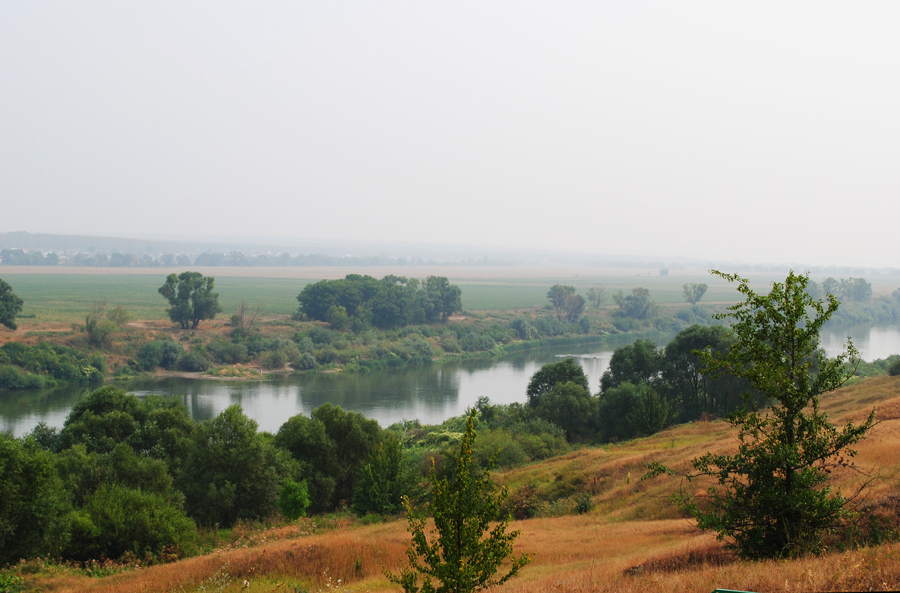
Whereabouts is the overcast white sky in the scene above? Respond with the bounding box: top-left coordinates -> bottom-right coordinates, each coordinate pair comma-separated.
2,2 -> 898,267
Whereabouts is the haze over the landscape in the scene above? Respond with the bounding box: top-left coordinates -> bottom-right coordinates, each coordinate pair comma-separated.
2,2 -> 898,268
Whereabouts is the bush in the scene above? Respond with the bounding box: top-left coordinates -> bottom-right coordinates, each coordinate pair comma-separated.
260,349 -> 288,370
206,340 -> 249,365
291,352 -> 318,370
889,358 -> 900,377
137,340 -> 183,371
66,484 -> 198,561
175,351 -> 210,372
0,365 -> 45,389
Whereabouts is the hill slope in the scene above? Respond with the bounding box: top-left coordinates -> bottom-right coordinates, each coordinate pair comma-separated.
16,376 -> 900,593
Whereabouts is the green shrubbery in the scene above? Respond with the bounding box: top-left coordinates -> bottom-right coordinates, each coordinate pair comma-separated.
0,342 -> 105,389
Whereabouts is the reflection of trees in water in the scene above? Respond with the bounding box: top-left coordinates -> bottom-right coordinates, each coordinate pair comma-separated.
0,384 -> 93,436
273,367 -> 463,410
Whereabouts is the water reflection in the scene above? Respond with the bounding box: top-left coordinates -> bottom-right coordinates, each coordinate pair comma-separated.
3,326 -> 898,437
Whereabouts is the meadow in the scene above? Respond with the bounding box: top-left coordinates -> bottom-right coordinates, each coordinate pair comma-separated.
9,375 -> 900,593
0,265 -> 763,325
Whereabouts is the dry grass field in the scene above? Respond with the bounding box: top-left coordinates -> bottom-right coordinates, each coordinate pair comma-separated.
16,376 -> 900,593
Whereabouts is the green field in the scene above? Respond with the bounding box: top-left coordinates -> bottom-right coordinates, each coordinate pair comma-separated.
1,268 -> 855,325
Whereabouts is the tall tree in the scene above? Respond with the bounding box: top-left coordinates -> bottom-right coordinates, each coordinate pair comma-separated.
158,271 -> 223,329
650,271 -> 875,559
525,358 -> 589,407
586,285 -> 607,308
546,284 -> 576,321
682,282 -> 708,304
0,278 -> 24,330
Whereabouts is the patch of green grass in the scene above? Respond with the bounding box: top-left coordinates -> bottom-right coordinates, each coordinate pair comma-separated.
0,274 -> 312,323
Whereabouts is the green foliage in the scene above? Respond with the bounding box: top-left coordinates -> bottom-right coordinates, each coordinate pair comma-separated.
387,410 -> 530,593
0,434 -> 73,565
353,434 -> 413,516
0,341 -> 105,388
682,282 -> 708,305
823,277 -> 873,302
525,358 -> 589,407
889,358 -> 900,377
0,278 -> 24,330
278,478 -> 311,520
137,339 -> 183,370
546,284 -> 584,322
667,271 -> 876,559
82,301 -> 126,348
531,381 -> 598,443
586,285 -> 607,308
297,274 -> 462,330
179,405 -> 299,526
66,483 -> 198,562
613,287 -> 657,320
599,338 -> 662,393
661,324 -> 746,422
175,350 -> 211,372
158,271 -> 223,329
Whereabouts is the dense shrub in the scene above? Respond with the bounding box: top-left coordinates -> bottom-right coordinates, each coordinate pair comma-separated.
66,484 -> 198,561
0,365 -> 46,389
175,351 -> 210,372
136,340 -> 183,371
890,358 -> 900,377
0,342 -> 105,386
205,339 -> 249,364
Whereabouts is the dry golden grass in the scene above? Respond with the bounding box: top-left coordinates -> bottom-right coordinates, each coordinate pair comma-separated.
26,376 -> 900,593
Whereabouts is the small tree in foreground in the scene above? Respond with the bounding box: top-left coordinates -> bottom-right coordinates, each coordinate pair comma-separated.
648,270 -> 875,559
387,409 -> 530,593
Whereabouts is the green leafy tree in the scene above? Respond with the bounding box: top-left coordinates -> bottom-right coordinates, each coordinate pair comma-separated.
387,410 -> 530,593
179,405 -> 299,526
546,284 -> 584,322
613,287 -> 657,319
651,271 -> 875,559
599,339 -> 662,393
531,381 -> 598,443
158,271 -> 223,329
586,285 -> 607,308
0,278 -> 24,330
546,284 -> 575,320
0,434 -> 73,565
682,282 -> 708,305
277,478 -> 311,520
525,358 -> 589,407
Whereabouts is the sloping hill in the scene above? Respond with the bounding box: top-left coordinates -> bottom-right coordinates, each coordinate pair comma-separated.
20,376 -> 900,593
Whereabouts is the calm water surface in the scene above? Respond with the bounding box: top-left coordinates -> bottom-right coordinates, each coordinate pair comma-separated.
2,325 -> 898,437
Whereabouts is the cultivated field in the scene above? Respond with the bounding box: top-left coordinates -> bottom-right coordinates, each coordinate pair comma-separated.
18,375 -> 900,593
0,265 -> 787,325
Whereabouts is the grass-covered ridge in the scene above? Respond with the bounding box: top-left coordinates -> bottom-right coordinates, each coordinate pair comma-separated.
5,375 -> 900,593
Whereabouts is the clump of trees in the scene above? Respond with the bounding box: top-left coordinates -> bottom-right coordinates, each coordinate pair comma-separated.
297,274 -> 462,330
613,287 -> 657,320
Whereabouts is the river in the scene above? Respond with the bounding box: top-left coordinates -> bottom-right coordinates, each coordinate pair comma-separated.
1,325 -> 898,437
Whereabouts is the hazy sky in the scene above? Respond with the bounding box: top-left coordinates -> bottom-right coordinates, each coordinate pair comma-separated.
2,2 -> 898,267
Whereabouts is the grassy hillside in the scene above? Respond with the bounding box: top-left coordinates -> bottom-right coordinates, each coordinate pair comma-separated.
10,375 -> 900,593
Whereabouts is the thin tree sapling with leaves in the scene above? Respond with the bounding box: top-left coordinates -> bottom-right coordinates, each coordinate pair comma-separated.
387,409 -> 530,593
647,270 -> 875,559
